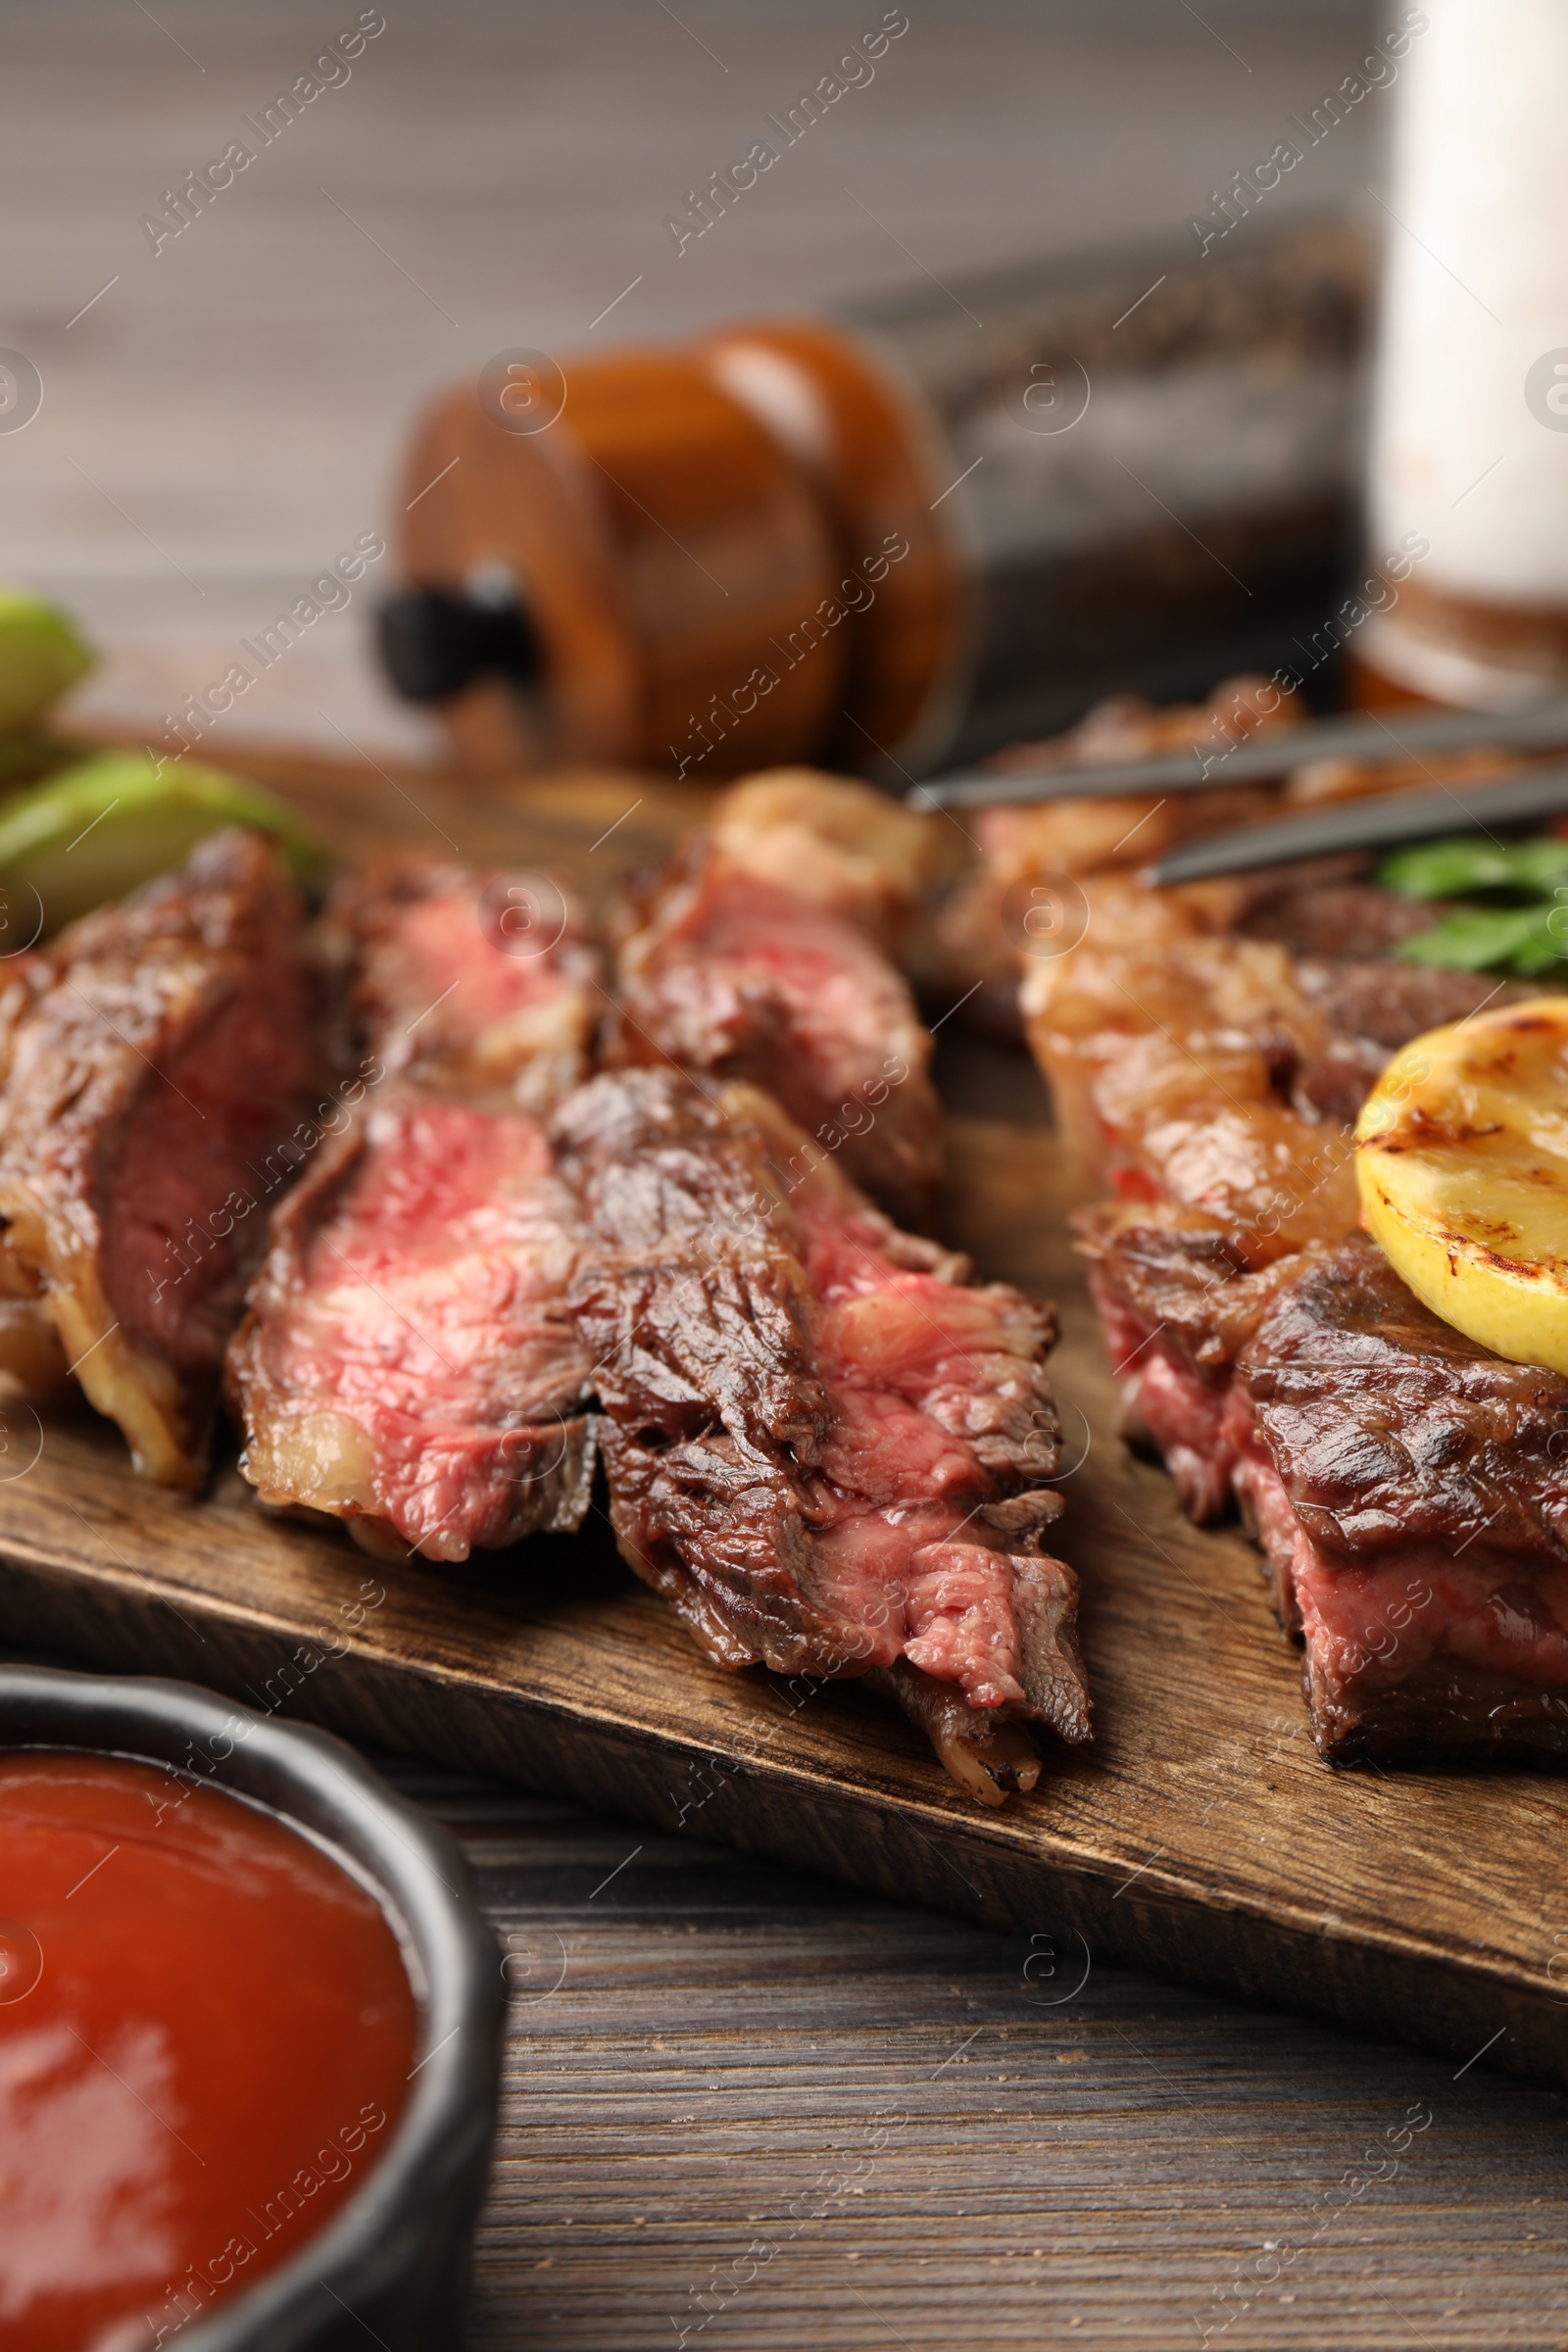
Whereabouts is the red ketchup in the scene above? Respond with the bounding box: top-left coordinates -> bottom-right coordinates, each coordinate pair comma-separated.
0,1750 -> 418,2350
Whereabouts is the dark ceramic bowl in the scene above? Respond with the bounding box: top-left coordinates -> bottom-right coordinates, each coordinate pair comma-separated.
0,1662 -> 505,2352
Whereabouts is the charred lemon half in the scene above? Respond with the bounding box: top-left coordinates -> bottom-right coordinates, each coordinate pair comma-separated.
1356,995 -> 1568,1373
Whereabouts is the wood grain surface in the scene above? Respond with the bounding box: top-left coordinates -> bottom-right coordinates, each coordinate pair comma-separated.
402,1765 -> 1568,2352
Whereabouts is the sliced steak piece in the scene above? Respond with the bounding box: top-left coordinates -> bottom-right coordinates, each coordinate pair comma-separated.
1043,906 -> 1540,1519
0,949 -> 70,1393
0,831 -> 322,1487
326,852 -> 600,1108
605,844 -> 941,1230
869,1652 -> 1068,1807
1024,926 -> 1365,1237
1075,1206 -> 1313,1523
553,1067 -> 1087,1801
228,1093 -> 593,1559
1291,956 -> 1545,1054
1235,1233 -> 1568,1762
708,767 -> 935,954
1235,881 -> 1442,960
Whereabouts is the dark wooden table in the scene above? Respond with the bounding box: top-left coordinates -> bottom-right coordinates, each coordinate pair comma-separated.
391,1760 -> 1568,2352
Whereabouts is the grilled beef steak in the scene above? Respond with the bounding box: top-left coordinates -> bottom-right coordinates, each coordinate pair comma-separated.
605,843 -> 942,1230
1076,1207 -> 1315,1525
1080,1201 -> 1568,1767
0,831 -> 322,1487
706,767 -> 935,954
1058,904 -> 1547,1530
553,1066 -> 1087,1804
1052,884 -> 1568,1765
326,853 -> 600,1108
230,859 -> 596,1556
1235,881 -> 1450,961
1234,1234 -> 1568,1763
228,1094 -> 593,1558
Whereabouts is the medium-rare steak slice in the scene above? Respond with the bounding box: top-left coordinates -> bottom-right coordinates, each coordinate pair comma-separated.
327,852 -> 600,1108
1234,1233 -> 1568,1762
227,1092 -> 594,1558
0,830 -> 322,1487
707,767 -> 936,955
605,843 -> 942,1230
553,1066 -> 1087,1804
0,947 -> 70,1394
1075,1205 -> 1315,1524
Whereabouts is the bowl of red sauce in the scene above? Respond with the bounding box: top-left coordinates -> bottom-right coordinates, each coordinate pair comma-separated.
0,1663 -> 504,2352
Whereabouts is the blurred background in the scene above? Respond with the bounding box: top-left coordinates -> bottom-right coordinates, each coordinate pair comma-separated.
6,0 -> 1383,762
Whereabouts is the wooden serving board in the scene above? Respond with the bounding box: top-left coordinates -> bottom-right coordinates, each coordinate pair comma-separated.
3,749 -> 1564,2095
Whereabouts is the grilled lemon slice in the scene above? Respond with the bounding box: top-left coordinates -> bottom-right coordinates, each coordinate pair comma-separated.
1356,995 -> 1568,1373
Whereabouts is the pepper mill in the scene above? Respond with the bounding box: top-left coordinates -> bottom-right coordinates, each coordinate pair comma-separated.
380,214 -> 1373,781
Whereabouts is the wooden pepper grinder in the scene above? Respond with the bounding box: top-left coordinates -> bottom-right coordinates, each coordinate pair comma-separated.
381,215 -> 1373,781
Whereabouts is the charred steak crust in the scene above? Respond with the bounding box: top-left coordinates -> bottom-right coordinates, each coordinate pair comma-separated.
1074,1207 -> 1316,1526
1291,956 -> 1543,1055
1074,1208 -> 1305,1381
0,830 -> 323,1487
604,842 -> 942,1230
552,1067 -> 1089,1752
1223,1237 -> 1568,1765
1238,1233 -> 1568,1571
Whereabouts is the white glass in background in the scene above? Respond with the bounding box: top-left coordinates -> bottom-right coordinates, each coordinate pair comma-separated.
1364,0 -> 1568,708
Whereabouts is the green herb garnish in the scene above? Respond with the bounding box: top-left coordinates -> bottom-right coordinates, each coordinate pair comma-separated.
1380,834 -> 1568,903
1396,904 -> 1568,976
1376,833 -> 1568,977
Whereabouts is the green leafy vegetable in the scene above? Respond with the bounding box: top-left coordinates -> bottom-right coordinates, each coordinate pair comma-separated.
1396,904 -> 1568,975
1379,834 -> 1568,902
1509,838 -> 1568,895
1379,831 -> 1568,976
